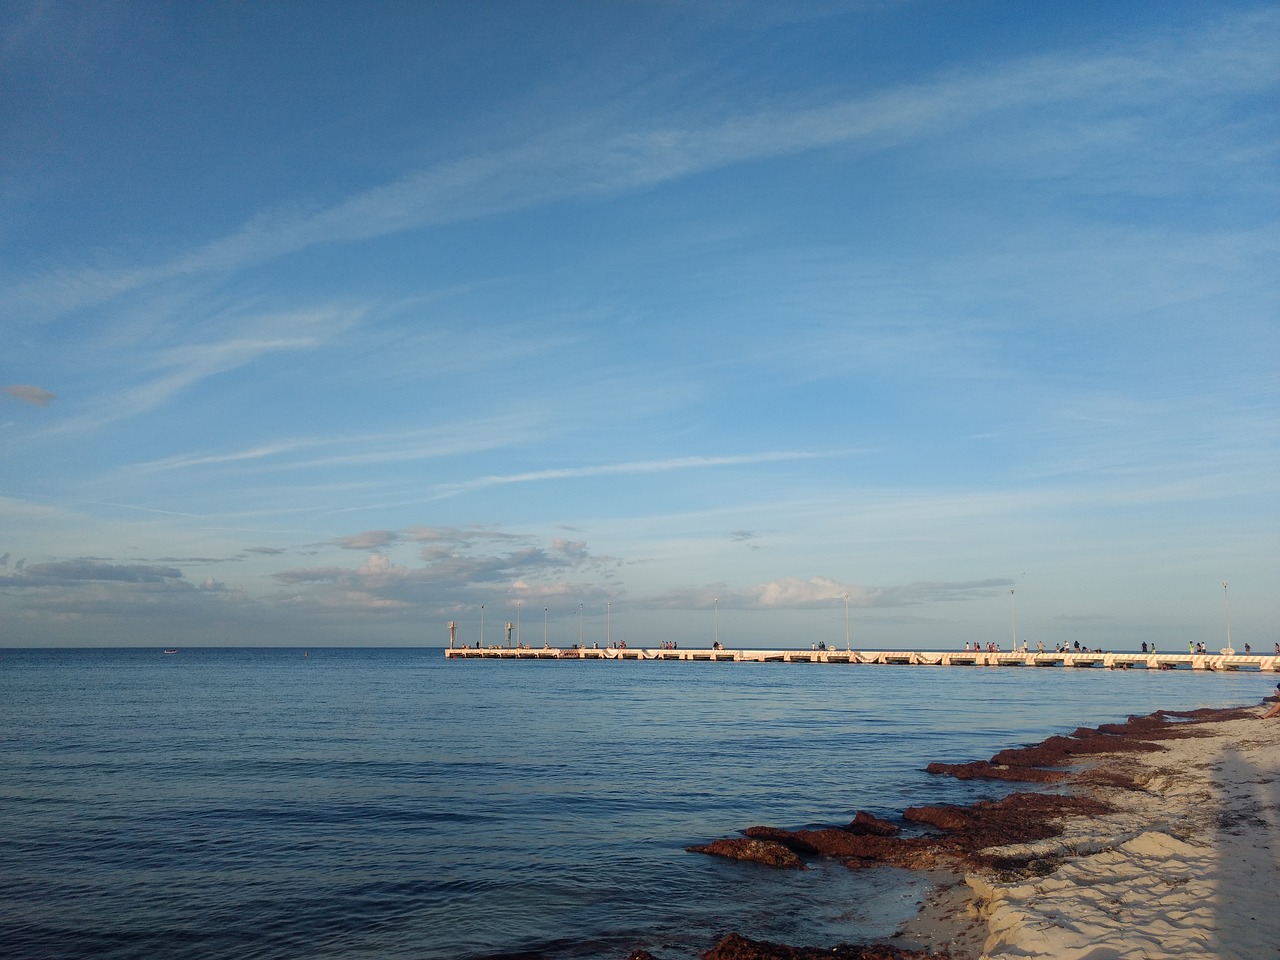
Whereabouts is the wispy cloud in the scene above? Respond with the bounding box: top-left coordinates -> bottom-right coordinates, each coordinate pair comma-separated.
121,412 -> 547,479
648,576 -> 1014,610
333,530 -> 401,551
79,501 -> 204,518
9,8 -> 1272,319
129,440 -> 321,473
47,305 -> 364,435
0,494 -> 79,521
430,451 -> 828,499
10,559 -> 183,584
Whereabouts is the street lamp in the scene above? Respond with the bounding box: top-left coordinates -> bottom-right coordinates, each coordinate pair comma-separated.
714,597 -> 719,648
516,599 -> 521,647
578,602 -> 583,647
1223,581 -> 1233,653
607,601 -> 612,647
480,604 -> 485,648
844,592 -> 850,650
1010,589 -> 1017,650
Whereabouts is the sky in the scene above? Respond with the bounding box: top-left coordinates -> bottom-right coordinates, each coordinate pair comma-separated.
1,1 -> 1277,650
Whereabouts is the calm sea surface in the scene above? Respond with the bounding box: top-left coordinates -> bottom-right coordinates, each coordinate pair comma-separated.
0,647 -> 1267,959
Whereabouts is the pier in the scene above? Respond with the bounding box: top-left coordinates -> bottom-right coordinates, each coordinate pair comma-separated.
445,646 -> 1280,672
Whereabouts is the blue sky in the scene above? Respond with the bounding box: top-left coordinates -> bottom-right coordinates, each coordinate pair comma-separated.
2,1 -> 1276,649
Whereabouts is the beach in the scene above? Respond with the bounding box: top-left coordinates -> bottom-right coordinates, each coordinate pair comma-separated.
692,700 -> 1280,960
961,704 -> 1280,960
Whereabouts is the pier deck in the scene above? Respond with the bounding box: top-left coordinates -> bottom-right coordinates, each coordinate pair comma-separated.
445,647 -> 1279,672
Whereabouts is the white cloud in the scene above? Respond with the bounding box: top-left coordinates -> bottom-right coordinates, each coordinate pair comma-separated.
752,576 -> 852,607
356,553 -> 397,578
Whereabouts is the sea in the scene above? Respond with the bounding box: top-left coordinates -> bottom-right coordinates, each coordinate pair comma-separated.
0,646 -> 1268,960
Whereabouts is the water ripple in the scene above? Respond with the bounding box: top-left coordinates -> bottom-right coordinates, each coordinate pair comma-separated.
0,647 -> 1262,959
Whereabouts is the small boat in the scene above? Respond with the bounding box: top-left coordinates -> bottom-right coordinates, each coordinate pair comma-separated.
163,649 -> 179,655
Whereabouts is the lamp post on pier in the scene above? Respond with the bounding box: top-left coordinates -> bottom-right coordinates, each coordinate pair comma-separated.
544,606 -> 548,648
1010,589 -> 1017,650
844,592 -> 850,651
578,602 -> 583,647
607,601 -> 612,647
516,599 -> 521,647
714,597 -> 719,648
1223,581 -> 1233,653
480,604 -> 485,649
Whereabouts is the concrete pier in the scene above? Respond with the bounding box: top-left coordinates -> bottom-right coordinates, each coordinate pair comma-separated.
445,646 -> 1280,672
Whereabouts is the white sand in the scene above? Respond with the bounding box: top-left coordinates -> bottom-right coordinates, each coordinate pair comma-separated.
966,710 -> 1280,960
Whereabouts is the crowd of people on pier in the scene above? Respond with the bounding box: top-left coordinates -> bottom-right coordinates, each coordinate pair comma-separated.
961,640 -> 1279,656
964,640 -> 1112,654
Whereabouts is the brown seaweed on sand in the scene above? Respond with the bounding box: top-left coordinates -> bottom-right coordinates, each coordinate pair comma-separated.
733,792 -> 1109,873
700,931 -> 939,959
679,707 -> 1255,959
938,707 -> 1257,778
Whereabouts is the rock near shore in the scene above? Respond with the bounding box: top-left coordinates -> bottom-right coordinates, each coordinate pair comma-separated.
684,836 -> 808,869
701,931 -> 938,960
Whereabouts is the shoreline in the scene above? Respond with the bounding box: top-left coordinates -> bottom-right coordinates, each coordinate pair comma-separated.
681,700 -> 1279,960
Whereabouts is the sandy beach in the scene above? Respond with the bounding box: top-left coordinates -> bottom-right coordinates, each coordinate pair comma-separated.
959,706 -> 1280,960
688,700 -> 1280,960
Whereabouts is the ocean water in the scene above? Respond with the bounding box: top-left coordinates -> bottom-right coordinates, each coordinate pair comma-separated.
0,647 -> 1268,960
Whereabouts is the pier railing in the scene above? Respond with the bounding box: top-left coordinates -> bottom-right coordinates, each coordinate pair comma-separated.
444,646 -> 1279,672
